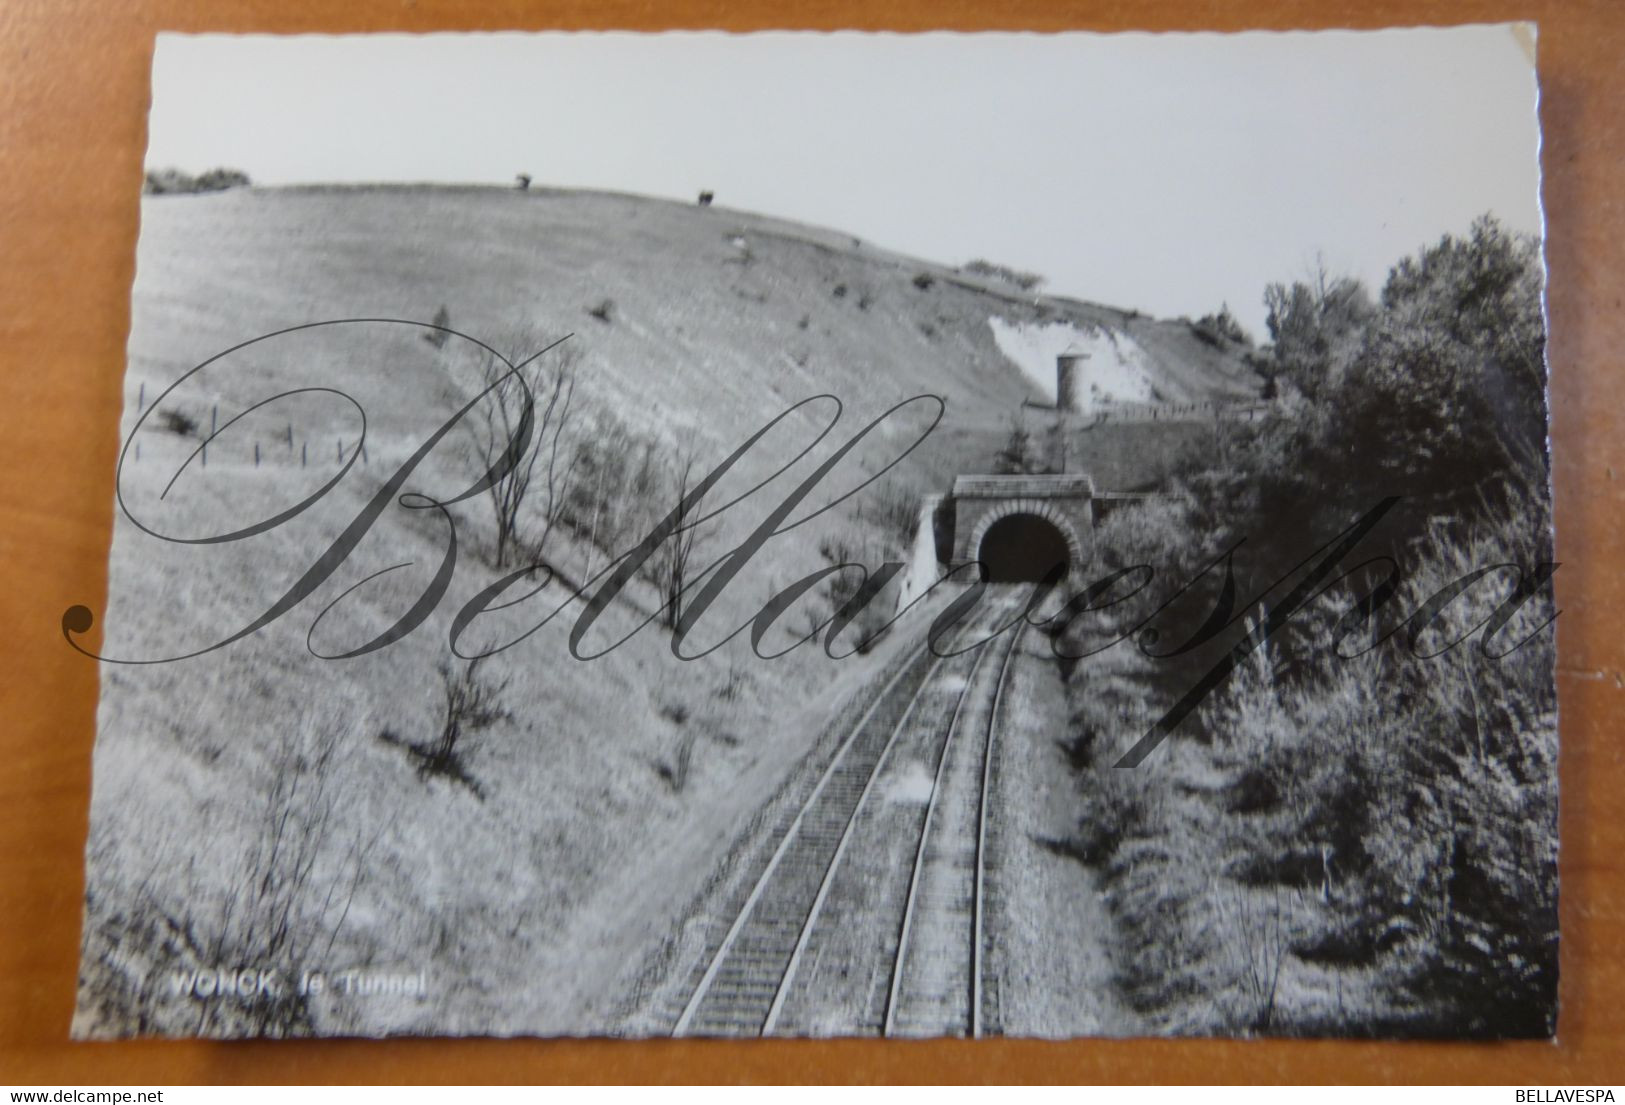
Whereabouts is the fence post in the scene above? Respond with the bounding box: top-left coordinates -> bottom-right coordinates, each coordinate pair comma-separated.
302,442 -> 307,467
254,442 -> 260,467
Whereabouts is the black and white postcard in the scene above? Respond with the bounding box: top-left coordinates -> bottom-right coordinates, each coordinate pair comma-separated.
72,26 -> 1556,1040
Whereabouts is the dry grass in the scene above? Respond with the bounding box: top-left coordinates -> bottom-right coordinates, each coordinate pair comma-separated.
80,184 -> 1256,1037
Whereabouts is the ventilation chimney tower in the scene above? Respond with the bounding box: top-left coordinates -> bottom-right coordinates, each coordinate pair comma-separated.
1056,348 -> 1088,413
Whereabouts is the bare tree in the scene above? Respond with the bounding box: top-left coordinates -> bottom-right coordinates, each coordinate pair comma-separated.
657,441 -> 703,632
210,718 -> 379,1035
424,656 -> 509,790
381,657 -> 509,799
461,338 -> 582,569
558,408 -> 671,573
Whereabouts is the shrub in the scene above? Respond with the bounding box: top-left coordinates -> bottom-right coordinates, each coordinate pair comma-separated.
1188,467 -> 1557,1035
380,658 -> 510,799
157,408 -> 198,437
993,416 -> 1048,475
962,258 -> 1046,291
143,167 -> 251,195
78,718 -> 373,1037
1195,304 -> 1250,345
1054,461 -> 1555,1033
423,305 -> 452,349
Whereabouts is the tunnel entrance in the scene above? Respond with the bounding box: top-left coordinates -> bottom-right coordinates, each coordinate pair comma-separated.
977,514 -> 1071,583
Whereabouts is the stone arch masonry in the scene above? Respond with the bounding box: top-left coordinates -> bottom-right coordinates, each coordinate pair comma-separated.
946,474 -> 1094,571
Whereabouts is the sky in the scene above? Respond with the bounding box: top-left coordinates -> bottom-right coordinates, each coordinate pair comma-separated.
146,27 -> 1543,337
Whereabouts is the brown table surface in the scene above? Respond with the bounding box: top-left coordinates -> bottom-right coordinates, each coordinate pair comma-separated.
1,0 -> 1619,1085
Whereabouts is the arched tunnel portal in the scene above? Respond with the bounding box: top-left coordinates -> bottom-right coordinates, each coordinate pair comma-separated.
976,513 -> 1072,583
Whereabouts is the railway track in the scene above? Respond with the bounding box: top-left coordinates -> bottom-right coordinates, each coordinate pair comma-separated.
672,593 -> 1028,1037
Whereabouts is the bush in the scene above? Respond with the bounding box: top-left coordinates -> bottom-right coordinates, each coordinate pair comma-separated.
143,167 -> 251,195
380,658 -> 510,799
962,258 -> 1046,291
1050,213 -> 1556,1034
857,481 -> 919,557
157,408 -> 198,437
1195,304 -> 1250,345
423,305 -> 452,349
1189,467 -> 1557,1035
77,717 -> 374,1037
993,417 -> 1048,475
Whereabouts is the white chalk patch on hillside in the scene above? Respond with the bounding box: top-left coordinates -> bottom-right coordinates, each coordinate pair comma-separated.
988,318 -> 1157,414
896,497 -> 937,611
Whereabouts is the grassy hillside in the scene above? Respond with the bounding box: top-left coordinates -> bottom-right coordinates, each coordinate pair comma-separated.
123,184 -> 1255,456
78,184 -> 1255,1037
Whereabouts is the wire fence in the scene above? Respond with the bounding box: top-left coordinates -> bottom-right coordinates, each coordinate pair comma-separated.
126,389 -> 370,470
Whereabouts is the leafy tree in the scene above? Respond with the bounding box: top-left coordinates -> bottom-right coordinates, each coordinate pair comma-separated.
1083,216 -> 1555,1036
1222,219 -> 1546,537
1342,215 -> 1546,497
1262,258 -> 1374,402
